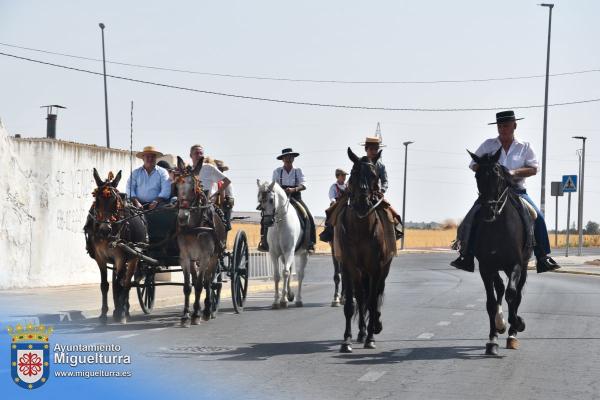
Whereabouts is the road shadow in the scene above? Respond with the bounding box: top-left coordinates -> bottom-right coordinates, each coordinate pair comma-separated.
333,345 -> 500,364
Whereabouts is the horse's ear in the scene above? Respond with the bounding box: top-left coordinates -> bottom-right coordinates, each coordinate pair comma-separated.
347,147 -> 359,164
491,147 -> 502,163
177,156 -> 186,171
256,179 -> 261,188
93,168 -> 103,187
467,150 -> 480,164
192,157 -> 204,175
111,170 -> 122,188
268,181 -> 276,191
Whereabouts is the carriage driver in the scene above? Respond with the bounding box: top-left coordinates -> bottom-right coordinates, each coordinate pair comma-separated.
451,110 -> 560,273
126,146 -> 171,210
257,148 -> 316,253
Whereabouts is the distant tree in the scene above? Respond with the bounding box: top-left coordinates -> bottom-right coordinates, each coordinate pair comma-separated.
585,221 -> 599,235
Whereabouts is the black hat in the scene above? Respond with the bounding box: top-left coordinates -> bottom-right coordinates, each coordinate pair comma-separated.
488,110 -> 524,125
157,160 -> 173,171
276,148 -> 300,160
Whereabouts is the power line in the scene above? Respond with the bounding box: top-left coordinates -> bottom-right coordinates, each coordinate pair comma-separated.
2,51 -> 600,112
2,41 -> 600,85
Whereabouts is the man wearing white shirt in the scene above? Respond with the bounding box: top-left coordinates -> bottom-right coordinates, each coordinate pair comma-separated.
189,145 -> 231,199
257,148 -> 316,253
451,111 -> 559,273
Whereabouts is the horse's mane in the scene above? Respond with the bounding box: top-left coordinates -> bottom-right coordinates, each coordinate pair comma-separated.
476,152 -> 517,189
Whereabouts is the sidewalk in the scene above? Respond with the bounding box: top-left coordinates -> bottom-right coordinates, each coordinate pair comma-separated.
0,279 -> 274,327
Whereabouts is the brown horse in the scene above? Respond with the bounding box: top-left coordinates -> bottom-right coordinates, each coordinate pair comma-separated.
174,156 -> 226,326
333,148 -> 396,352
85,169 -> 148,324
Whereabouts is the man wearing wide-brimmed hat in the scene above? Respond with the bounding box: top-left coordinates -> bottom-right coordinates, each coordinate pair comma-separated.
126,145 -> 171,210
451,110 -> 560,273
214,159 -> 235,231
257,148 -> 316,252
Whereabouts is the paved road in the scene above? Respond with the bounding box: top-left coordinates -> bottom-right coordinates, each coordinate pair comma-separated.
6,253 -> 600,399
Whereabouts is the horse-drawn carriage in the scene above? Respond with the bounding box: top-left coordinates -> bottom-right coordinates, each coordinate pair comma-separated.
87,163 -> 250,326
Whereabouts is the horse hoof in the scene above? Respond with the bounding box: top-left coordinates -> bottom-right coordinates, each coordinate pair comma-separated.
180,318 -> 191,328
295,301 -> 303,307
374,321 -> 383,335
272,303 -> 280,310
506,337 -> 519,350
331,301 -> 340,307
287,292 -> 295,302
496,325 -> 507,334
485,343 -> 499,356
340,343 -> 353,353
201,314 -> 210,322
98,315 -> 108,324
356,333 -> 366,344
112,310 -> 120,322
191,316 -> 201,325
210,312 -> 216,320
119,317 -> 127,325
364,341 -> 376,349
279,302 -> 288,309
516,317 -> 526,332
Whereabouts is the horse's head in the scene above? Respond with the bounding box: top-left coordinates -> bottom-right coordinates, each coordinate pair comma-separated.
346,147 -> 381,214
92,168 -> 123,237
174,156 -> 207,227
469,148 -> 514,222
256,180 -> 278,226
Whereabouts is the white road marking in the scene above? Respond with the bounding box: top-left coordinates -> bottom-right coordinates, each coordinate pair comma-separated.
436,321 -> 451,326
358,370 -> 387,382
149,327 -> 166,332
452,312 -> 465,316
417,332 -> 435,339
466,304 -> 475,308
393,349 -> 413,357
116,333 -> 139,339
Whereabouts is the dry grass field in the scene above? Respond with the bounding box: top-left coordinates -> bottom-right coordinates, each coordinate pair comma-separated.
227,223 -> 600,252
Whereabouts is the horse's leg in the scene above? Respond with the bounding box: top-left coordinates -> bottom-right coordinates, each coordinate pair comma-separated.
506,264 -> 526,349
295,252 -> 307,307
271,253 -> 281,309
97,260 -> 109,324
480,269 -> 500,356
117,258 -> 139,324
180,258 -> 192,327
279,253 -> 292,309
202,267 -> 213,321
331,248 -> 341,307
340,271 -> 355,353
493,273 -> 507,334
356,273 -> 367,344
191,261 -> 201,325
112,258 -> 126,322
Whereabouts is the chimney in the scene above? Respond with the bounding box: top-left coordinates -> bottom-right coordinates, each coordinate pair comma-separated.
40,105 -> 66,139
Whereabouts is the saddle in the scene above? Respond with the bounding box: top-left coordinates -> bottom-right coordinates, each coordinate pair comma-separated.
509,193 -> 536,251
290,199 -> 309,252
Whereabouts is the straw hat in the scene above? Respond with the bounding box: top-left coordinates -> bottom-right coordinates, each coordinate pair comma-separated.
203,156 -> 216,165
335,168 -> 348,176
215,159 -> 229,172
136,145 -> 164,159
360,136 -> 386,147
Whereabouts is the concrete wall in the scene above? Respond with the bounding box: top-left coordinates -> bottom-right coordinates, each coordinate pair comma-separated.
0,119 -> 141,289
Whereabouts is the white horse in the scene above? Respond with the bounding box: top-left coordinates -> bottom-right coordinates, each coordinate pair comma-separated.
257,180 -> 309,308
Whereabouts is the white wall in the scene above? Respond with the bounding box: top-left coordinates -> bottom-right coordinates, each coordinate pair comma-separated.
0,119 -> 141,288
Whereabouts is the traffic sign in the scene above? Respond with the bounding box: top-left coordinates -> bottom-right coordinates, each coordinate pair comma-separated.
562,175 -> 577,192
551,181 -> 563,197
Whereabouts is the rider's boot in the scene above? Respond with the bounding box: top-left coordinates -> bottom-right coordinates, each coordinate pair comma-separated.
451,254 -> 475,272
257,235 -> 269,252
536,255 -> 560,273
307,242 -> 316,254
394,224 -> 404,240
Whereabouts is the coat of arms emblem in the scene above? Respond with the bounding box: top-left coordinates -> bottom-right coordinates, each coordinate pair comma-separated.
8,323 -> 53,390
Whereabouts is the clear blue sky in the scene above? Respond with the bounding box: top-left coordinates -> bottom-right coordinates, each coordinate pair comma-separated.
1,0 -> 598,227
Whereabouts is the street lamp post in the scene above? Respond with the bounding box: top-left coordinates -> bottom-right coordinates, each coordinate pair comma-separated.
573,136 -> 587,256
401,141 -> 414,250
538,3 -> 554,215
99,22 -> 110,148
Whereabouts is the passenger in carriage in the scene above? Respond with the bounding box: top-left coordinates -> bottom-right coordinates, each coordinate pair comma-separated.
157,160 -> 177,203
450,110 -> 560,273
257,148 -> 316,253
319,136 -> 403,242
126,146 -> 171,210
215,159 -> 234,231
189,144 -> 231,202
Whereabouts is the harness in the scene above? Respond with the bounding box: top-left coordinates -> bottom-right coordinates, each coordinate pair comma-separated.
483,186 -> 510,223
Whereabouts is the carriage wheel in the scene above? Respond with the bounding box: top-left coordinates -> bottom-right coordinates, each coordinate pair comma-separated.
136,271 -> 156,314
231,230 -> 250,314
210,272 -> 223,317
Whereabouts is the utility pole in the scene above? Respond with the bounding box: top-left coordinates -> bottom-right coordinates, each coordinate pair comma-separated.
538,3 -> 554,215
401,141 -> 414,250
99,22 -> 110,148
573,136 -> 587,255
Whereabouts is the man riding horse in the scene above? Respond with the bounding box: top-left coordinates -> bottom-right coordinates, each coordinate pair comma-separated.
320,136 -> 403,242
258,148 -> 316,253
451,110 -> 560,274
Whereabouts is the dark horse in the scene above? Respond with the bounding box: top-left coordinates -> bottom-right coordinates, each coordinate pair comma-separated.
333,148 -> 396,353
469,148 -> 530,356
86,169 -> 148,324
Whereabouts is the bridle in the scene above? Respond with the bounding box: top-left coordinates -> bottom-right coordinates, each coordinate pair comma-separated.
175,170 -> 210,211
348,160 -> 380,219
478,164 -> 511,223
92,185 -> 124,223
259,187 -> 290,225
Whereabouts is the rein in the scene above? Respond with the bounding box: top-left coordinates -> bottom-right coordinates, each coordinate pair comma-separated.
353,195 -> 384,219
483,185 -> 510,223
